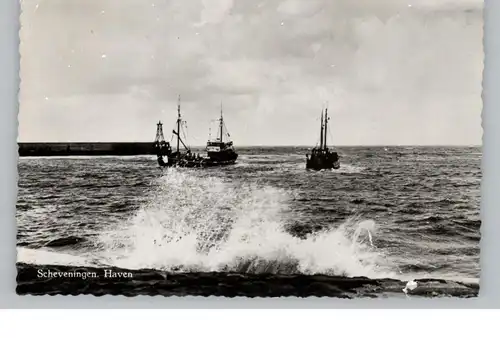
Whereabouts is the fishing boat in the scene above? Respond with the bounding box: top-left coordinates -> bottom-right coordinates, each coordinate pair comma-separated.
154,97 -> 238,168
306,107 -> 340,170
205,103 -> 238,165
154,96 -> 205,168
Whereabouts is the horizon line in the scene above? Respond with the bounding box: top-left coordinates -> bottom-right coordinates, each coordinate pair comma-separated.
16,141 -> 482,147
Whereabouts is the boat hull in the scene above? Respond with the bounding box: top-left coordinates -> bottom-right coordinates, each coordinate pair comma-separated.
157,155 -> 237,168
207,152 -> 238,162
306,151 -> 340,171
306,160 -> 340,171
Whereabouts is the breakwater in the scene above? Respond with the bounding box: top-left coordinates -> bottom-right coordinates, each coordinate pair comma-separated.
18,142 -> 156,157
16,263 -> 479,298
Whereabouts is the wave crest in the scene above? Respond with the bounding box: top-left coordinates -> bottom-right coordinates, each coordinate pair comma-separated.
97,169 -> 398,278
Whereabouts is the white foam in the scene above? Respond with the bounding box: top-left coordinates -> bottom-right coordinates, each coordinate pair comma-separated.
17,247 -> 94,267
96,169 -> 397,278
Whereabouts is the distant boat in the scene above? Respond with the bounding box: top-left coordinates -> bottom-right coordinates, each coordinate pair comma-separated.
306,107 -> 340,170
154,97 -> 237,168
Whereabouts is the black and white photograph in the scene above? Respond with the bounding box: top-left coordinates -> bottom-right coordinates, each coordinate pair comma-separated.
16,0 -> 483,298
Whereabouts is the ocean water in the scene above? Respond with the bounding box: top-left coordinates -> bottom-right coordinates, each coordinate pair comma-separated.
16,146 -> 481,284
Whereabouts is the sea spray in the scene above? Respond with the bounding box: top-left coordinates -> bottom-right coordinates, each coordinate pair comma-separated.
97,169 -> 399,278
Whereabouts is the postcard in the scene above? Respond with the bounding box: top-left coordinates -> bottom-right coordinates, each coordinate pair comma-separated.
16,0 -> 483,298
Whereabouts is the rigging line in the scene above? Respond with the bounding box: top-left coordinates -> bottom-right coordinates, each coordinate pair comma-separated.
327,127 -> 334,144
171,122 -> 178,134
181,120 -> 188,132
181,126 -> 189,147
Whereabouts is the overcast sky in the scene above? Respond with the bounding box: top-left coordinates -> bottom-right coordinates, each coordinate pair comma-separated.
18,0 -> 483,146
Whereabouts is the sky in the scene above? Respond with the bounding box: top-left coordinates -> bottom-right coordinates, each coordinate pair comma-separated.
18,0 -> 484,146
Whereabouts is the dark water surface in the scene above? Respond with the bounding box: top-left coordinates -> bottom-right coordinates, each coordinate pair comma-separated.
17,146 -> 481,289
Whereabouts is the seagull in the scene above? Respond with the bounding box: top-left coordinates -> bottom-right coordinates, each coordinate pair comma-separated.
403,280 -> 418,295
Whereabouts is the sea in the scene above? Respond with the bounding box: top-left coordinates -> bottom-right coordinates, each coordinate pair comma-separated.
16,146 -> 482,297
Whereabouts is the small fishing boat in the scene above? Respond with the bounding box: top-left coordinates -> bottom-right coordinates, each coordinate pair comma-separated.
306,107 -> 340,170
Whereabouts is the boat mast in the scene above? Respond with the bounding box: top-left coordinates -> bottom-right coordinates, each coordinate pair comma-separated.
176,95 -> 181,156
220,101 -> 224,143
324,107 -> 328,150
319,110 -> 324,149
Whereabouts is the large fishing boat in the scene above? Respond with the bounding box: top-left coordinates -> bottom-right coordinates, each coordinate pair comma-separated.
205,103 -> 238,165
154,97 -> 238,168
306,107 -> 340,170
